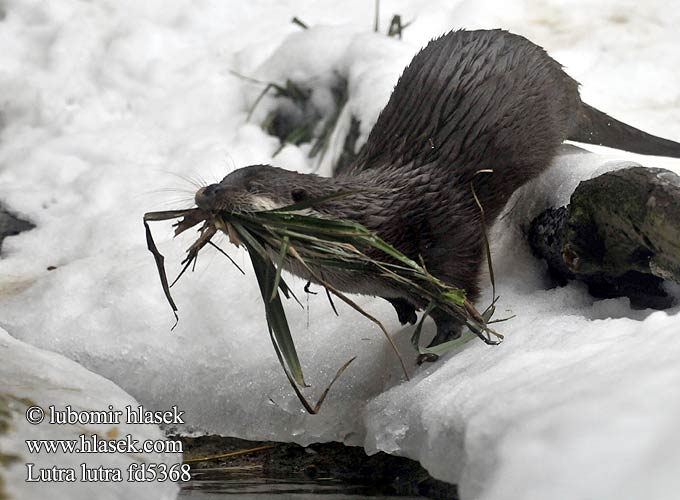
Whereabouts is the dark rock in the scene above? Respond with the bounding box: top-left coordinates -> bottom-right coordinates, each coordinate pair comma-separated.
0,204 -> 34,255
258,76 -> 349,164
528,206 -> 571,285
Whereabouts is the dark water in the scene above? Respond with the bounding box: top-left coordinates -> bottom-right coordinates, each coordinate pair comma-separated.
179,469 -> 428,499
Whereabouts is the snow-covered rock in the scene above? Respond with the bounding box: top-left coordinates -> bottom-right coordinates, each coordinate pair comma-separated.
0,328 -> 181,500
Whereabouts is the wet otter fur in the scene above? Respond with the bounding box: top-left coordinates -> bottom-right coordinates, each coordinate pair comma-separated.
196,29 -> 680,346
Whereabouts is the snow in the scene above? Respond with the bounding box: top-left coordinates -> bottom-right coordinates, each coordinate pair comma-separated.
0,328 -> 181,500
0,1 -> 679,499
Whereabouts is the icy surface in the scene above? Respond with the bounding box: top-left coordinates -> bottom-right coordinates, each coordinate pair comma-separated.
0,1 -> 680,499
0,328 -> 180,500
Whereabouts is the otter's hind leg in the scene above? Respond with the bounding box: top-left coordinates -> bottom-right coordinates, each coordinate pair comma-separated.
428,308 -> 463,347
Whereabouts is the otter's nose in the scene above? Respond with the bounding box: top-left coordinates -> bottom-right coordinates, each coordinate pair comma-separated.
195,184 -> 224,211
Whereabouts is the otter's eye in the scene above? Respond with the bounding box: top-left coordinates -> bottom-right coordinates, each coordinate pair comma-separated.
291,188 -> 307,202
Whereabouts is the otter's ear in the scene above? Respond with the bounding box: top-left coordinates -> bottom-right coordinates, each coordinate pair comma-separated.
291,188 -> 307,202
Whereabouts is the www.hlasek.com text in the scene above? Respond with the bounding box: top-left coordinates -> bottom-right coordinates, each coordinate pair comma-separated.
26,433 -> 183,455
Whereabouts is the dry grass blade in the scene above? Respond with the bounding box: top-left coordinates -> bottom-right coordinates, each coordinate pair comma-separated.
207,240 -> 246,275
324,286 -> 339,316
471,170 -> 497,301
170,223 -> 216,288
183,444 -> 278,464
308,356 -> 357,413
172,208 -> 210,236
144,209 -> 200,222
143,214 -> 180,327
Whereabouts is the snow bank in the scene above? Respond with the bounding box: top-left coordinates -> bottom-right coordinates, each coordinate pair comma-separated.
364,150 -> 680,500
0,328 -> 180,500
1,1 -> 679,499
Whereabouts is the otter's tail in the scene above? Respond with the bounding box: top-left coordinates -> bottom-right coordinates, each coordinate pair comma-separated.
569,103 -> 680,159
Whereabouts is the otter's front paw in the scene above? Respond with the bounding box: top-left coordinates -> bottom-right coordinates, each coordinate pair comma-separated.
386,298 -> 417,325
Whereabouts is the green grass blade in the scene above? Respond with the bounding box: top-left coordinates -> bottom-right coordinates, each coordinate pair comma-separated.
417,330 -> 477,357
271,236 -> 290,302
232,222 -> 306,387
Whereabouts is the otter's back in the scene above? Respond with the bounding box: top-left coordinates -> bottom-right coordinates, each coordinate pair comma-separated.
351,29 -> 581,204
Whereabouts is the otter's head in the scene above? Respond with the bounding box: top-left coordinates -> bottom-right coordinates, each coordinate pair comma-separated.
194,165 -> 335,214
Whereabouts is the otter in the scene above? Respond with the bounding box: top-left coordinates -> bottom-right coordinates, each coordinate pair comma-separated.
195,29 -> 680,346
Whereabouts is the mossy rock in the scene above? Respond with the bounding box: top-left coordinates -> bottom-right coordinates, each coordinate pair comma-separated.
565,167 -> 680,280
529,166 -> 680,308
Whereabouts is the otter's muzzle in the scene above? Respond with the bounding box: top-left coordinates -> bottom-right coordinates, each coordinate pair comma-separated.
195,184 -> 226,211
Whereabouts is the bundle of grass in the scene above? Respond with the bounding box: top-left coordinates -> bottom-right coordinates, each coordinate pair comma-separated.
144,195 -> 504,413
